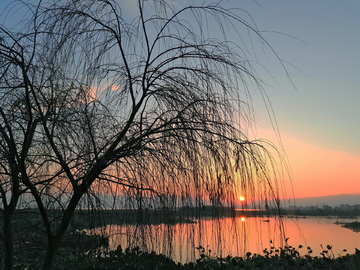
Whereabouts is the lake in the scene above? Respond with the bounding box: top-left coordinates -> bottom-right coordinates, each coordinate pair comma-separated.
90,216 -> 360,263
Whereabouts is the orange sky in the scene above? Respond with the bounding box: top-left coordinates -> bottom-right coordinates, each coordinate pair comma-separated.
257,128 -> 360,199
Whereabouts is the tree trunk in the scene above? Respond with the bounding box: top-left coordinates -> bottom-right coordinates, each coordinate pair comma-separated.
42,239 -> 60,270
4,209 -> 14,270
42,190 -> 83,270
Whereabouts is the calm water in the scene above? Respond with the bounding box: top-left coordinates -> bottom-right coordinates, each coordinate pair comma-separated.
91,216 -> 360,263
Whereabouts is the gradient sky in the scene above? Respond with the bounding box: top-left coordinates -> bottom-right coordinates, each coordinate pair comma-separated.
1,0 -> 359,199
236,1 -> 360,198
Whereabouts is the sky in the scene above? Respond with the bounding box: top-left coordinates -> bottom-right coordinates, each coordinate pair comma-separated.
233,0 -> 360,198
1,0 -> 359,199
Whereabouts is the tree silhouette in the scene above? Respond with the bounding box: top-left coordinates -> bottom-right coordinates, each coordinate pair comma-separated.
0,1 -> 288,269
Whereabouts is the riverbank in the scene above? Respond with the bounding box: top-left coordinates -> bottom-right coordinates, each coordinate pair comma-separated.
335,221 -> 360,233
6,204 -> 360,229
53,244 -> 360,270
72,204 -> 360,228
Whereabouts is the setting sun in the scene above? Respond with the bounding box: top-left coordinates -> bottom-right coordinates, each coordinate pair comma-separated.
240,196 -> 245,201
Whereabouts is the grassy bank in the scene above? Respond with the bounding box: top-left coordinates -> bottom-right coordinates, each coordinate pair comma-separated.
335,221 -> 360,233
51,243 -> 360,270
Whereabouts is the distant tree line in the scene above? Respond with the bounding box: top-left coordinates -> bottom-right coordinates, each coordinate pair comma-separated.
285,204 -> 360,216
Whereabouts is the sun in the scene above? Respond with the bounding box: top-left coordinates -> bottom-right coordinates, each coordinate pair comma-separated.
239,196 -> 245,201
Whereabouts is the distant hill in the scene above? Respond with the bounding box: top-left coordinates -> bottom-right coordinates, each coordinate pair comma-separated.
287,194 -> 360,207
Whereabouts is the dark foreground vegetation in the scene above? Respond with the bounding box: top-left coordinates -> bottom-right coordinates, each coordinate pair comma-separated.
11,239 -> 360,270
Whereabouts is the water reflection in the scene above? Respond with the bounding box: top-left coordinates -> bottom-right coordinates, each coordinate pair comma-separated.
89,216 -> 360,263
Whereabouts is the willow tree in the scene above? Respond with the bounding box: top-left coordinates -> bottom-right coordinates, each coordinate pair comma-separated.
0,12 -> 58,268
1,0 -> 288,269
